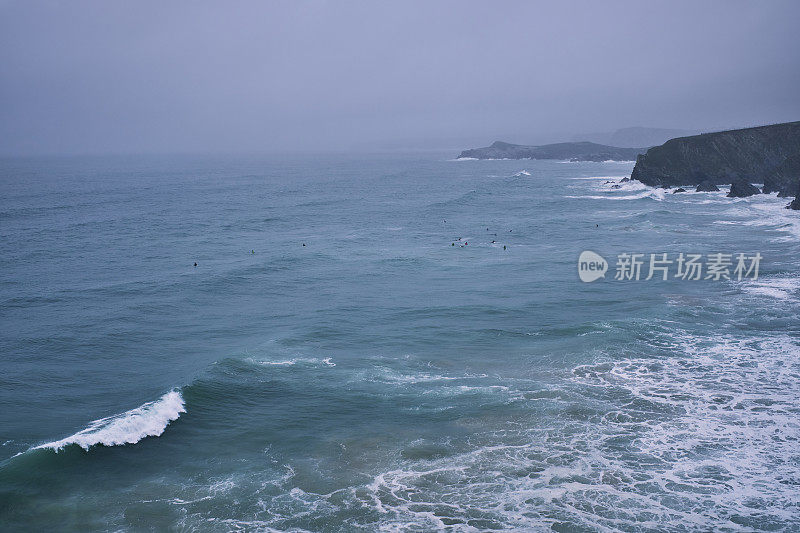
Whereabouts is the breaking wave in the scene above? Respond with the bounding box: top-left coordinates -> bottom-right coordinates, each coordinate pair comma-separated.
567,189 -> 665,201
566,176 -> 667,201
34,390 -> 185,452
715,195 -> 800,241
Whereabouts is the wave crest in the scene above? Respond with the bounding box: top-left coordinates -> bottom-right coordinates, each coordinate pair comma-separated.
35,390 -> 185,452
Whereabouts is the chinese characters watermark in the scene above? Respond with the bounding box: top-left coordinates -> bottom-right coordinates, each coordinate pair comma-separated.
578,251 -> 761,282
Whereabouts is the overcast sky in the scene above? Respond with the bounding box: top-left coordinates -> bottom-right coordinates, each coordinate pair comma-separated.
1,0 -> 798,155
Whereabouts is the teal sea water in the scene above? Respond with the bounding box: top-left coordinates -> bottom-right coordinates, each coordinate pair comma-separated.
1,154 -> 799,531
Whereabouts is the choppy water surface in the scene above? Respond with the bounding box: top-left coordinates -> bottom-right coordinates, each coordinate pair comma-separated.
1,154 -> 798,531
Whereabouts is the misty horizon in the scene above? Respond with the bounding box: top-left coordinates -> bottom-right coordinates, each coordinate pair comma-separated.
3,3 -> 800,530
1,0 -> 799,156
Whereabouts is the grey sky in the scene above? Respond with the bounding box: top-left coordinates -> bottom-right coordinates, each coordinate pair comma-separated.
1,0 -> 798,155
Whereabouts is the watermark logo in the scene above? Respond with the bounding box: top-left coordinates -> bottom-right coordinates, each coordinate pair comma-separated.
579,251 -> 762,282
578,250 -> 608,282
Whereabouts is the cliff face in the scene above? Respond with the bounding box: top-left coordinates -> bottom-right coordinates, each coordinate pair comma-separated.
458,141 -> 644,162
631,121 -> 800,193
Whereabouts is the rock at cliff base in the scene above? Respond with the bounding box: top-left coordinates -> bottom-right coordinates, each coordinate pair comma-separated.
696,181 -> 720,192
787,185 -> 800,210
727,179 -> 761,198
765,153 -> 800,196
673,188 -> 686,193
776,178 -> 800,198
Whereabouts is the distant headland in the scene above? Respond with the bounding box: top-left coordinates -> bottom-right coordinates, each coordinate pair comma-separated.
457,141 -> 645,162
458,121 -> 800,209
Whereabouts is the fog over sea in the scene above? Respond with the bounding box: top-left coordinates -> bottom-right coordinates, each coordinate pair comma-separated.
1,153 -> 799,531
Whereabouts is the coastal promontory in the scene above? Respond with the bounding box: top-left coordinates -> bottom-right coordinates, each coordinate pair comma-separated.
457,141 -> 645,162
630,121 -> 800,195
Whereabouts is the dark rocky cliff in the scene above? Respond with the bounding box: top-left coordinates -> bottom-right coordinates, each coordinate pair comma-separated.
630,121 -> 800,194
458,141 -> 644,162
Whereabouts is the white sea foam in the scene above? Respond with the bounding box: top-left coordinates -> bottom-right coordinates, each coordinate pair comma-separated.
715,194 -> 800,241
567,189 -> 665,201
741,275 -> 800,300
451,157 -> 516,161
590,180 -> 649,193
566,176 -> 665,201
252,356 -> 336,367
695,194 -> 730,204
558,160 -> 635,164
568,176 -> 629,180
36,390 -> 185,452
513,170 -> 531,176
568,332 -> 800,526
156,330 -> 800,531
750,198 -> 800,240
354,366 -> 486,385
353,331 -> 800,530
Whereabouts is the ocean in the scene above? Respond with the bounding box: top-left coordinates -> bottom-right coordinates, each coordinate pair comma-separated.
1,153 -> 798,531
